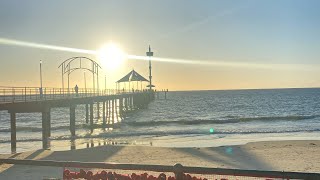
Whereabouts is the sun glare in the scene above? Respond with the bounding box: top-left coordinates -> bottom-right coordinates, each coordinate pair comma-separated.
97,43 -> 126,70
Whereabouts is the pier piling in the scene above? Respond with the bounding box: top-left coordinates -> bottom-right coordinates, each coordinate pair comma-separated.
119,98 -> 123,118
47,110 -> 51,137
115,99 -> 119,121
90,103 -> 94,133
102,101 -> 106,127
107,100 -> 110,125
41,110 -> 49,149
112,99 -> 115,124
97,102 -> 100,118
124,98 -> 127,111
10,112 -> 16,153
85,104 -> 89,124
70,104 -> 76,136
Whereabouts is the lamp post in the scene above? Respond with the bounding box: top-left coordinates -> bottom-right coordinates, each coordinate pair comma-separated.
105,75 -> 106,93
40,60 -> 43,98
84,71 -> 87,93
146,45 -> 154,91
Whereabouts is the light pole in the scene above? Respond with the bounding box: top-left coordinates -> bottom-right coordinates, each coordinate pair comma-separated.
146,45 -> 154,91
105,75 -> 106,92
40,60 -> 43,98
84,71 -> 87,93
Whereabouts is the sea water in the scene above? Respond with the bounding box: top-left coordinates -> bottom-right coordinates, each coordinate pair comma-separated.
0,88 -> 320,153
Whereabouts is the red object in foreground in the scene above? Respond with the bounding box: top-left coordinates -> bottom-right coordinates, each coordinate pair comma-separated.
65,168 -> 263,180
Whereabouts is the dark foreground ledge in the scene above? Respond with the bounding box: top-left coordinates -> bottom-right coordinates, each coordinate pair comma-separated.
1,159 -> 319,180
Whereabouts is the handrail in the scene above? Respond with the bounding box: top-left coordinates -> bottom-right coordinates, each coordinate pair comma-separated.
0,87 -> 151,104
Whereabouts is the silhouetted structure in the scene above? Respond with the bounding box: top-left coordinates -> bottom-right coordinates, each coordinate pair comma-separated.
146,46 -> 155,90
116,69 -> 149,91
0,88 -> 153,153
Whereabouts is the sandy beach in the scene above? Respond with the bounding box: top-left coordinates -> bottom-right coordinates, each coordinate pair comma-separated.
0,140 -> 319,179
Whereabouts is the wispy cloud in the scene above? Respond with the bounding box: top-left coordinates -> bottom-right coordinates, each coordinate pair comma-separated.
156,5 -> 249,40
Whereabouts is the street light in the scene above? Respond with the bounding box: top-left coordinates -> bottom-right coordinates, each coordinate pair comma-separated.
40,60 -> 43,87
105,75 -> 106,90
40,60 -> 43,98
84,71 -> 87,93
146,45 -> 154,91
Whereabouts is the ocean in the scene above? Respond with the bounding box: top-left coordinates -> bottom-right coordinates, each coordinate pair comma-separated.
1,88 -> 320,154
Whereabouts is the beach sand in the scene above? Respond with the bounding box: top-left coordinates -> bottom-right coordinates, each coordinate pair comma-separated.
0,140 -> 319,179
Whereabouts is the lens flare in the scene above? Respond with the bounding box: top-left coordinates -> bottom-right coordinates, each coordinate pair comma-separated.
225,147 -> 233,155
0,37 -> 96,54
0,37 -> 318,71
210,128 -> 215,134
127,54 -> 317,71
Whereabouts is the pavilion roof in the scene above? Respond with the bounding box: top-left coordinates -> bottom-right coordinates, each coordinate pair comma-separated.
116,69 -> 149,83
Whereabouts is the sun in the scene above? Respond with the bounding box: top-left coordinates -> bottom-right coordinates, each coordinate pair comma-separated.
97,43 -> 126,70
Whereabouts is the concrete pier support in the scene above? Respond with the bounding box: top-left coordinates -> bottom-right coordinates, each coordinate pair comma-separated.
115,99 -> 119,120
133,96 -> 135,109
127,97 -> 130,111
102,101 -> 106,127
130,97 -> 133,110
85,104 -> 89,124
10,112 -> 16,153
126,97 -> 129,111
106,100 -> 109,124
70,104 -> 76,136
128,97 -> 130,110
126,97 -> 130,111
112,99 -> 115,124
70,138 -> 76,150
45,110 -> 51,138
119,98 -> 123,118
97,102 -> 100,118
41,110 -> 50,149
90,103 -> 94,133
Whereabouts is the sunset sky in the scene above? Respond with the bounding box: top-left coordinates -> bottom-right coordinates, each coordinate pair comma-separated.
0,0 -> 320,91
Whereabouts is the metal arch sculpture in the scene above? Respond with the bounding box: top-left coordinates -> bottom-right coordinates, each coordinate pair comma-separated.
58,57 -> 102,92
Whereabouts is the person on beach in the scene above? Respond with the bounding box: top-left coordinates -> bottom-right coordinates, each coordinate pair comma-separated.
74,85 -> 79,96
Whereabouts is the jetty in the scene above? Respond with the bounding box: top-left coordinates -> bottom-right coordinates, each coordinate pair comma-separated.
0,87 -> 154,153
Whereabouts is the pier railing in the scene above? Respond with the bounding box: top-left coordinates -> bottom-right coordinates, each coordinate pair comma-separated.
0,86 -> 142,103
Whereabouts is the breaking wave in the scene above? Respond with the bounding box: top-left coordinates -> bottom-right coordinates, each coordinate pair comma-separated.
124,115 -> 320,127
0,115 -> 318,133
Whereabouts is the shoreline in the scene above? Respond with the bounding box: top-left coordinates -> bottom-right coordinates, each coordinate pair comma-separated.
1,140 -> 320,179
1,131 -> 320,154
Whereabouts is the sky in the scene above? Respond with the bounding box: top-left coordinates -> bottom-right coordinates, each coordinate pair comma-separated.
0,0 -> 320,91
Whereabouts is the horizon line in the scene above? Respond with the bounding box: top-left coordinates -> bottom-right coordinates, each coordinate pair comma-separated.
167,86 -> 320,92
